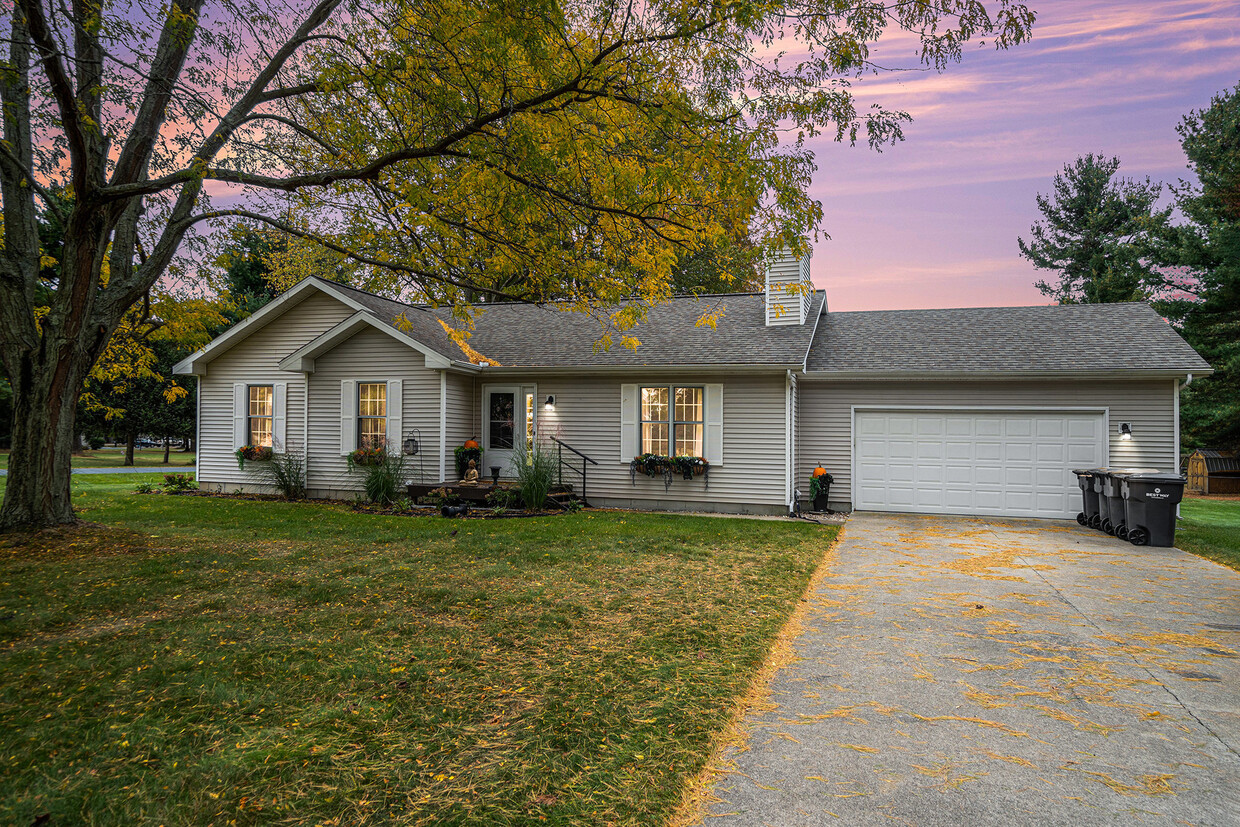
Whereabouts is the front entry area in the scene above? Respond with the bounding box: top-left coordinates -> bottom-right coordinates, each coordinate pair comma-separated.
854,409 -> 1106,519
482,385 -> 535,477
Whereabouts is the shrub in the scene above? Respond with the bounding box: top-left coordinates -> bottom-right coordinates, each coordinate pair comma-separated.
259,451 -> 307,500
88,435 -> 105,450
512,439 -> 556,511
486,487 -> 521,509
133,482 -> 156,494
161,473 -> 197,493
420,487 -> 459,509
358,451 -> 408,505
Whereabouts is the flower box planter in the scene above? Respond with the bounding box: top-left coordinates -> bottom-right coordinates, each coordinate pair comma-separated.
629,454 -> 711,491
234,445 -> 273,469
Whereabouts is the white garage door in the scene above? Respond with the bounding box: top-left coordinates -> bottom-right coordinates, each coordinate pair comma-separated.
855,410 -> 1106,519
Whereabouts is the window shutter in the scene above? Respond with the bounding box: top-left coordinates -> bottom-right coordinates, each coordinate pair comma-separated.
233,383 -> 248,449
386,379 -> 403,452
620,384 -> 638,462
340,379 -> 357,454
272,382 -> 288,452
704,383 -> 723,465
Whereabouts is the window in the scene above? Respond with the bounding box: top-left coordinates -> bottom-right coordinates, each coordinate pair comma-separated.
641,386 -> 703,456
358,382 -> 387,449
248,385 -> 273,447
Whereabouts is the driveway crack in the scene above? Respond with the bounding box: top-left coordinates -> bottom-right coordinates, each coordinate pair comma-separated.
982,522 -> 1240,763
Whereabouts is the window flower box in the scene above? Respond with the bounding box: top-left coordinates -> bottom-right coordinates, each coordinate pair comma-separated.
235,444 -> 273,469
630,454 -> 710,491
348,447 -> 387,469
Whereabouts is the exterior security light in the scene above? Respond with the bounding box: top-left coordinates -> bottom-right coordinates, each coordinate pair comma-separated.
1119,422 -> 1133,441
544,395 -> 555,410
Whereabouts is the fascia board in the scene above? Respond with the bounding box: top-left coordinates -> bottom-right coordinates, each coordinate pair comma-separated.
798,368 -> 1212,382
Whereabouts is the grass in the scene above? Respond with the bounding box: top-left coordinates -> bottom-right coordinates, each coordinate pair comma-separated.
1177,496 -> 1240,572
0,474 -> 837,826
0,448 -> 195,470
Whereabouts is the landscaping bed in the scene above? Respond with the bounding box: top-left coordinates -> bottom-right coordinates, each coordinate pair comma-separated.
0,473 -> 838,826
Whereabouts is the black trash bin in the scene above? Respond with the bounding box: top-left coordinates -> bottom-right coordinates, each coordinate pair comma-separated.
1095,468 -> 1159,538
1107,468 -> 1160,539
1071,468 -> 1100,527
1122,473 -> 1187,547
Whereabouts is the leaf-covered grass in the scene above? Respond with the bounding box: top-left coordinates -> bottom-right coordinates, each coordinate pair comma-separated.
1177,496 -> 1240,571
0,474 -> 837,826
0,448 -> 195,469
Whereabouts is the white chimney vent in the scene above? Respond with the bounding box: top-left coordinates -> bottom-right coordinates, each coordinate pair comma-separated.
765,247 -> 813,326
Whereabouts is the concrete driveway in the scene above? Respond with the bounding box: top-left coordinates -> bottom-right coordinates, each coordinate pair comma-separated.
703,513 -> 1240,826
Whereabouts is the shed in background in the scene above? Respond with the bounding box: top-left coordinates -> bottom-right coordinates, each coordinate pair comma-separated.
1186,450 -> 1240,495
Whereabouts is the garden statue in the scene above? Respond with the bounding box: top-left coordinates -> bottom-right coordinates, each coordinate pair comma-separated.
460,458 -> 480,486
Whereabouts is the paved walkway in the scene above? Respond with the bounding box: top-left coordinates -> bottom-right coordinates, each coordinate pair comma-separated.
703,513 -> 1240,826
0,466 -> 187,476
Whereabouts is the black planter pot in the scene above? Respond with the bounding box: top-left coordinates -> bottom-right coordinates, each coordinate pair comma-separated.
812,493 -> 830,512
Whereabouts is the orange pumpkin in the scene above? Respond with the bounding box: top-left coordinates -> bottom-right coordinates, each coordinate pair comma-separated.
463,438 -> 479,449
812,465 -> 828,478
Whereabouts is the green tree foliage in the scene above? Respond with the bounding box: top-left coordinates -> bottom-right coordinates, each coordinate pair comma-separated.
1019,154 -> 1168,304
0,0 -> 1034,529
1153,84 -> 1240,451
214,227 -> 281,316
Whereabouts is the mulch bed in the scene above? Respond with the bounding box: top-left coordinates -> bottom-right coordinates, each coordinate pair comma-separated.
161,488 -> 570,518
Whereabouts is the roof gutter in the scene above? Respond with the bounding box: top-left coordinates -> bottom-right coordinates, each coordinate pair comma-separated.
470,363 -> 803,376
799,368 -> 1214,382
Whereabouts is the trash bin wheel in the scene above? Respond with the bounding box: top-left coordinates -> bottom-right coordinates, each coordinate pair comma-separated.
1089,514 -> 1102,529
1102,518 -> 1114,535
1128,528 -> 1149,546
1115,523 -> 1128,541
1076,512 -> 1088,526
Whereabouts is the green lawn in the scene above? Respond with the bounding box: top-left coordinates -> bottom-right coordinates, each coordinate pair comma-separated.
1178,497 -> 1240,572
0,448 -> 195,469
0,474 -> 837,826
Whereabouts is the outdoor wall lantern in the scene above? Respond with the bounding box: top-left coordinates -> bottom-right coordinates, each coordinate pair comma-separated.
544,395 -> 556,411
1118,422 -> 1133,441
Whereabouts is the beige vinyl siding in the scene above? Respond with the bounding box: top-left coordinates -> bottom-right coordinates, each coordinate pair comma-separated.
520,372 -> 788,511
307,327 -> 447,492
797,379 -> 1177,509
197,291 -> 354,489
445,373 -> 476,476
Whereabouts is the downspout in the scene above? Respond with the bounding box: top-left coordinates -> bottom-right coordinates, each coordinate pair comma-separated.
439,370 -> 448,482
194,376 -> 201,485
785,369 -> 794,514
302,371 -> 311,488
1176,374 -> 1192,516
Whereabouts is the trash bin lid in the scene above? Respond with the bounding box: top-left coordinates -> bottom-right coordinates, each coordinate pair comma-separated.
1071,468 -> 1096,476
1109,467 -> 1161,478
1126,473 -> 1186,484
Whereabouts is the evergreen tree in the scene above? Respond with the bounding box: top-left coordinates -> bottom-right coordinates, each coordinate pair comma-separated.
1154,84 -> 1240,451
1019,154 -> 1168,304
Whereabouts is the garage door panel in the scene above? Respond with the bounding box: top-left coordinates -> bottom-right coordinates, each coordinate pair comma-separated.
976,442 -> 1003,461
854,410 -> 1105,519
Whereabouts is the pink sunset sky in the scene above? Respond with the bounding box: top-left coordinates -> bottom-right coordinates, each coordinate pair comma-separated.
809,0 -> 1240,311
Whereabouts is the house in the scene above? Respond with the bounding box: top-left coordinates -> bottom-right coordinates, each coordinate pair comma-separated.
174,252 -> 1211,518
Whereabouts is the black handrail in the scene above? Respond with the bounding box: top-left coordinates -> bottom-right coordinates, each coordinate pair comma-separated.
548,436 -> 598,506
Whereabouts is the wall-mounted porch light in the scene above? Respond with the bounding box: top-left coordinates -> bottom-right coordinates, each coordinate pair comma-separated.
1119,422 -> 1133,441
544,395 -> 556,411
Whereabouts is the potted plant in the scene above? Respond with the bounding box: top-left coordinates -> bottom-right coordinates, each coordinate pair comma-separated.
455,439 -> 483,478
810,465 -> 833,512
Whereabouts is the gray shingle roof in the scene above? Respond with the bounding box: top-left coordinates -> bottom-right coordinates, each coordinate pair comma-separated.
319,276 -> 824,368
805,302 -> 1210,374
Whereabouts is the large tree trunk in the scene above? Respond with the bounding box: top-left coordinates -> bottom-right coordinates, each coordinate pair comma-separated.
163,438 -> 170,464
0,353 -> 83,530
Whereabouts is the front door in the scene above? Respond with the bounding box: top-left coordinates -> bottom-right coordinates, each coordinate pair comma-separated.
483,385 -> 535,477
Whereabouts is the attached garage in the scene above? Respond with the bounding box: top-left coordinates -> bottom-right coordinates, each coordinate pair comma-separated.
853,409 -> 1105,519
